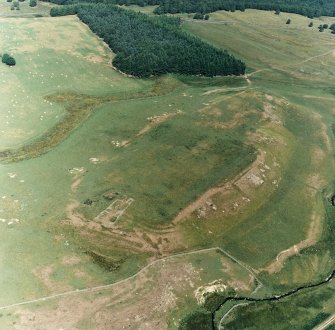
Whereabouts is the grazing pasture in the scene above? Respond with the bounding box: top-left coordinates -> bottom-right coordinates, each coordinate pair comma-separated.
0,6 -> 335,330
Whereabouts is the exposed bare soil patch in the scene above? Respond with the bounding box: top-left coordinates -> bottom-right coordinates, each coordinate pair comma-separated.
173,151 -> 267,224
32,266 -> 73,293
15,261 -> 199,330
137,111 -> 181,137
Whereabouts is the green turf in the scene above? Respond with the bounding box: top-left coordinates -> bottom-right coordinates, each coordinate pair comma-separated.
0,7 -> 334,330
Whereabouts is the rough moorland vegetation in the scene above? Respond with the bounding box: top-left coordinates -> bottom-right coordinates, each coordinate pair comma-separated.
50,4 -> 245,77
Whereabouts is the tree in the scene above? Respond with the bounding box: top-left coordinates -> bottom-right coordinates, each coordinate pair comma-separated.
29,0 -> 37,6
5,57 -> 16,65
204,14 -> 209,20
238,3 -> 245,12
323,23 -> 329,29
2,53 -> 16,66
308,21 -> 313,27
193,13 -> 204,19
286,18 -> 291,24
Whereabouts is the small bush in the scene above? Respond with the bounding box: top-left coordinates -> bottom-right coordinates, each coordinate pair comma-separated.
193,13 -> 204,19
2,53 -> 16,66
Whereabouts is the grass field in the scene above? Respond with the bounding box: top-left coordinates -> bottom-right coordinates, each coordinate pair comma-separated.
0,0 -> 53,17
0,11 -> 152,309
0,6 -> 334,330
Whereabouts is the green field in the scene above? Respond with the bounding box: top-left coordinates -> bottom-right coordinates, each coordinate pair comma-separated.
0,5 -> 334,329
0,0 -> 53,17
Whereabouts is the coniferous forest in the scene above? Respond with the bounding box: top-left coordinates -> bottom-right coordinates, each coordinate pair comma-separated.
50,4 -> 246,77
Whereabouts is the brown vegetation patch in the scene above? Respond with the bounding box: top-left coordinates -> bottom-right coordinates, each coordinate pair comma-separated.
311,147 -> 326,168
227,279 -> 252,292
233,151 -> 268,194
198,105 -> 222,117
15,261 -> 198,330
15,295 -> 109,330
209,109 -> 257,130
313,112 -> 332,152
202,87 -> 246,95
262,102 -> 281,124
61,255 -> 82,266
85,262 -> 197,330
65,196 -> 185,256
137,111 -> 181,137
173,151 -> 267,224
307,173 -> 326,192
85,55 -> 106,63
32,265 -> 73,293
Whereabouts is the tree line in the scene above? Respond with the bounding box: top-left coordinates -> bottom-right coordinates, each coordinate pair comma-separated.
153,0 -> 335,18
43,0 -> 161,6
44,0 -> 335,18
50,4 -> 245,77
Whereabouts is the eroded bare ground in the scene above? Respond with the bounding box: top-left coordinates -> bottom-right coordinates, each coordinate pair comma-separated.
13,251 -> 255,330
137,110 -> 182,136
65,172 -> 185,255
173,150 -> 267,224
65,197 -> 185,256
14,265 -> 196,330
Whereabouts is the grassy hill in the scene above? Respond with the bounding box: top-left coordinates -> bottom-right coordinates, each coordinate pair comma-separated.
0,5 -> 334,330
